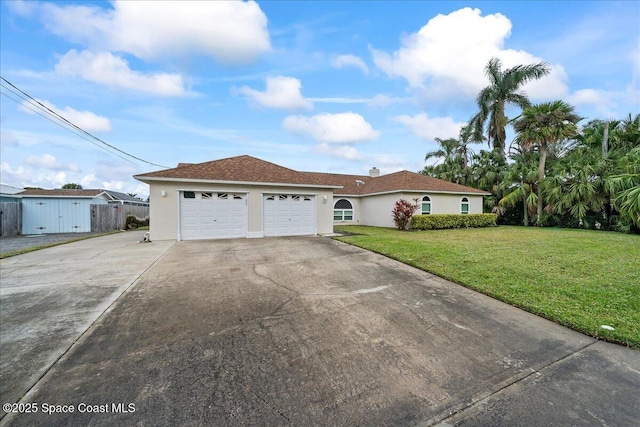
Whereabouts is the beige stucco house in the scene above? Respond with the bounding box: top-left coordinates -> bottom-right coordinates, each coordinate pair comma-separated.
134,155 -> 489,241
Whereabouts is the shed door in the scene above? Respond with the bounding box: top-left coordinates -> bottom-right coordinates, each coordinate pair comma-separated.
263,194 -> 315,237
22,198 -> 90,234
180,192 -> 247,240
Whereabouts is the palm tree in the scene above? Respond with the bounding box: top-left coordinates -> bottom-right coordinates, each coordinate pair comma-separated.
514,100 -> 581,226
470,58 -> 550,159
499,150 -> 539,226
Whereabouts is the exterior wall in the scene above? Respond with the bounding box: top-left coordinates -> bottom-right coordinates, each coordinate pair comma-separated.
148,181 -> 334,240
355,192 -> 485,228
331,196 -> 361,225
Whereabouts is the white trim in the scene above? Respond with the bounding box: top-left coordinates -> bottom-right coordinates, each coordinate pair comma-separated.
333,198 -> 355,222
177,188 -> 249,194
334,189 -> 491,197
19,193 -> 107,199
135,176 -> 342,190
261,191 -> 318,196
246,231 -> 264,238
460,196 -> 470,214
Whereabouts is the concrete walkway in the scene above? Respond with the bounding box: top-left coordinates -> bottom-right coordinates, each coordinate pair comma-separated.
1,236 -> 637,426
0,231 -> 174,419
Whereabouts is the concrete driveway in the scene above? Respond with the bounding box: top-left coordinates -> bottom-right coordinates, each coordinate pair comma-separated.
1,236 -> 638,426
0,231 -> 174,419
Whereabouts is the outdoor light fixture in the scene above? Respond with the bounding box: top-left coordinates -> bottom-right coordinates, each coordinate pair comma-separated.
161,190 -> 167,197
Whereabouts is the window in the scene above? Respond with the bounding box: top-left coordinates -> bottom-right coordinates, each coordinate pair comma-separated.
233,194 -> 244,200
183,191 -> 195,199
202,192 -> 213,199
461,197 -> 469,214
217,193 -> 228,200
421,196 -> 431,214
292,195 -> 300,201
303,196 -> 311,201
279,195 -> 288,201
333,199 -> 354,221
266,195 -> 275,201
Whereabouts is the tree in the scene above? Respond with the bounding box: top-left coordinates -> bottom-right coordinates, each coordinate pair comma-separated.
499,150 -> 538,226
470,58 -> 550,159
62,183 -> 83,189
423,127 -> 478,185
514,100 -> 581,226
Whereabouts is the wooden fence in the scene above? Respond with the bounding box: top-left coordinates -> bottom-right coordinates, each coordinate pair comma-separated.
0,202 -> 22,236
91,204 -> 149,232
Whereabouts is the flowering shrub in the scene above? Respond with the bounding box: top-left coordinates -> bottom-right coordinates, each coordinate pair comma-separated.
392,198 -> 420,230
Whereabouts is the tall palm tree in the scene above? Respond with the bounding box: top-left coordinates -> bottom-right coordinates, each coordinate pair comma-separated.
514,100 -> 581,225
471,58 -> 550,159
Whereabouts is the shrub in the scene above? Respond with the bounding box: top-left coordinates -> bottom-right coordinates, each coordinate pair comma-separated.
125,215 -> 149,230
392,198 -> 420,230
411,213 -> 497,230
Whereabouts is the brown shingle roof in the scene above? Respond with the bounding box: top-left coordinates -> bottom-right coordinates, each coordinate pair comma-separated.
134,155 -> 488,195
135,155 -> 342,187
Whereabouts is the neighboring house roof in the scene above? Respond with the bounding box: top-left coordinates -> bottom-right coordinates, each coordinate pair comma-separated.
18,189 -> 106,198
1,184 -> 24,195
134,155 -> 489,196
17,189 -> 148,203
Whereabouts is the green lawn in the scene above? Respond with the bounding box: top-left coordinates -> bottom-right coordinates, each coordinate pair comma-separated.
334,225 -> 640,348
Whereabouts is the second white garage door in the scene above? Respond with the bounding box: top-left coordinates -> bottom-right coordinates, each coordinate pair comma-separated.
180,191 -> 247,240
263,194 -> 315,237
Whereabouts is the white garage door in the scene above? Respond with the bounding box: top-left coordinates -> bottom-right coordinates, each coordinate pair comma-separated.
264,194 -> 316,237
180,191 -> 247,240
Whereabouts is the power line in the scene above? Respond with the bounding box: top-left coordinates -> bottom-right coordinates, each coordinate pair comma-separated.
0,76 -> 170,169
0,90 -> 140,166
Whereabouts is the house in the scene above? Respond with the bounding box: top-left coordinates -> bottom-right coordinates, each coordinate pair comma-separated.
134,155 -> 489,241
0,183 -> 23,202
17,189 -> 148,234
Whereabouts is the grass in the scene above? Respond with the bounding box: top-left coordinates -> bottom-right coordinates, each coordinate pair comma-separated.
0,231 -> 121,259
334,225 -> 640,348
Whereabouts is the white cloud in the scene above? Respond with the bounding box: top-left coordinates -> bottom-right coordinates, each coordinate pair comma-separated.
5,0 -> 37,17
1,131 -> 19,147
308,97 -> 369,104
331,54 -> 369,74
24,154 -> 81,172
40,1 -> 270,64
367,94 -> 410,107
282,112 -> 380,143
19,98 -> 112,132
567,89 -> 616,117
392,113 -> 465,141
371,7 -> 568,99
238,76 -> 313,111
55,50 -> 187,96
314,143 -> 363,160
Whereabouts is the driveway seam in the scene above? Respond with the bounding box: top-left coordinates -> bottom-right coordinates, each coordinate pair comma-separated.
0,241 -> 175,426
427,340 -> 598,426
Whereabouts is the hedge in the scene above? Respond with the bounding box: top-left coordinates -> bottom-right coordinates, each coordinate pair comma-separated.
411,213 -> 497,230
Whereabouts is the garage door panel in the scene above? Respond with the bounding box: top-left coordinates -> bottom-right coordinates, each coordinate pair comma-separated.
180,192 -> 247,240
263,194 -> 315,237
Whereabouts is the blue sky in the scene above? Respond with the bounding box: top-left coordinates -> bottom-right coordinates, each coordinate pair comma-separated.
1,1 -> 638,197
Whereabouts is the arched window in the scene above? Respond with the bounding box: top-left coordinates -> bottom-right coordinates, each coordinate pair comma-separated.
421,196 -> 431,214
333,199 -> 353,221
461,197 -> 469,214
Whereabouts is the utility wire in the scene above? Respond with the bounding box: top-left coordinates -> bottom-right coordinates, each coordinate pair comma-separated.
0,89 -> 140,166
0,76 -> 170,168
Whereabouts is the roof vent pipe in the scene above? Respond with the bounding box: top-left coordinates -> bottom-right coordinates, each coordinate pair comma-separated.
369,167 -> 380,178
